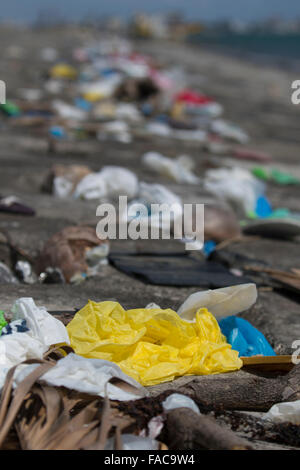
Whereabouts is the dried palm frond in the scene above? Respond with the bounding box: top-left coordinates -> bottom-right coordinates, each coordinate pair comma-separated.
15,384 -> 99,450
85,395 -> 132,450
0,358 -> 134,450
0,360 -> 55,448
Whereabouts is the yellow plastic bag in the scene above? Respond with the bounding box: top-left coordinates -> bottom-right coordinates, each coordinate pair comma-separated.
83,92 -> 105,103
67,301 -> 242,386
50,64 -> 77,80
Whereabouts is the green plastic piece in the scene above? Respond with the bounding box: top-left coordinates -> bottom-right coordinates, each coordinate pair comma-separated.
270,169 -> 300,185
252,167 -> 269,181
0,101 -> 21,117
0,310 -> 7,336
252,166 -> 300,185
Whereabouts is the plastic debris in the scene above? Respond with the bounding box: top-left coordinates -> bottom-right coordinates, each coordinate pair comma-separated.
0,101 -> 21,117
67,300 -> 242,386
263,401 -> 300,425
203,240 -> 217,257
219,316 -> 276,357
204,167 -> 265,215
0,196 -> 35,216
0,262 -> 18,284
142,152 -> 200,184
11,297 -> 69,347
52,100 -> 87,121
233,148 -> 272,163
0,297 -> 69,381
136,181 -> 182,229
74,166 -> 138,200
12,353 -> 147,401
175,89 -> 223,118
162,393 -> 201,414
253,195 -> 273,219
211,119 -> 249,144
50,63 -> 77,80
177,284 -> 257,321
253,167 -> 300,185
15,261 -> 36,284
0,311 -> 7,336
42,164 -> 92,198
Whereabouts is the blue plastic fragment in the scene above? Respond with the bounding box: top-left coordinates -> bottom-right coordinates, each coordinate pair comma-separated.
74,97 -> 92,111
219,316 -> 276,357
255,195 -> 272,218
49,126 -> 65,139
203,240 -> 216,257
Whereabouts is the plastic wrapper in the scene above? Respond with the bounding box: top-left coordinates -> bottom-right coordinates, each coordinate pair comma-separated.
67,300 -> 242,386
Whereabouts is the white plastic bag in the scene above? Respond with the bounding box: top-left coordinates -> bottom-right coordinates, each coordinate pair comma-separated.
138,181 -> 182,207
177,284 -> 257,321
116,103 -> 141,122
142,152 -> 200,184
100,166 -> 139,200
211,119 -> 249,144
0,333 -> 46,369
263,400 -> 300,425
162,393 -> 201,415
0,298 -> 69,377
78,76 -> 121,99
53,176 -> 74,198
11,297 -> 70,347
52,100 -> 87,121
74,166 -> 138,201
13,353 -> 147,401
204,167 -> 265,214
137,182 -> 183,230
146,122 -> 172,137
74,172 -> 107,200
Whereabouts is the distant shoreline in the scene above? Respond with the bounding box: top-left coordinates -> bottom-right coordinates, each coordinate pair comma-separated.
187,32 -> 300,72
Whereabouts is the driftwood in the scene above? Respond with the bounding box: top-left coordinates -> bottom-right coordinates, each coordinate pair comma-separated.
165,407 -> 252,450
172,364 -> 300,411
213,409 -> 300,449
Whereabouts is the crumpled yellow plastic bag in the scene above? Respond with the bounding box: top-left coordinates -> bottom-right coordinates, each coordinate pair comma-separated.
50,64 -> 77,80
67,301 -> 242,386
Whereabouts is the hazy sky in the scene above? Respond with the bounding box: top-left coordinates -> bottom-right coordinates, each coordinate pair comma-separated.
2,0 -> 300,23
